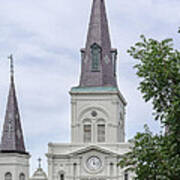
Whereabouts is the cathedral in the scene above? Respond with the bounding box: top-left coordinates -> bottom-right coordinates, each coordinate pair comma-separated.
0,0 -> 135,180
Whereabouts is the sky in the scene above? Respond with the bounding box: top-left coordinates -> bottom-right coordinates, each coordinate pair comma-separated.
0,0 -> 180,176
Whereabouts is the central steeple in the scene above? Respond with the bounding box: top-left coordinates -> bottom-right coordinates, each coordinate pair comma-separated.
80,0 -> 118,87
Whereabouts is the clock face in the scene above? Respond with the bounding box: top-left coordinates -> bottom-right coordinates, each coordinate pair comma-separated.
86,156 -> 102,171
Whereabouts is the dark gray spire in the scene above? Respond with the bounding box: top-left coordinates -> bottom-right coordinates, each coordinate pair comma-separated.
80,0 -> 118,87
0,55 -> 27,154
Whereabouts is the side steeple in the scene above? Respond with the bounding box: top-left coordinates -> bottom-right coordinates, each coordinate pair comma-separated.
80,0 -> 118,87
0,55 -> 27,154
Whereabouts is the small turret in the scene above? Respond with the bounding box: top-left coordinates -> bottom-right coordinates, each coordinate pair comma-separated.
31,158 -> 48,180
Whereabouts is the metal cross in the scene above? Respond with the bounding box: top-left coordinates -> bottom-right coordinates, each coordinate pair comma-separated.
8,54 -> 14,77
38,158 -> 42,168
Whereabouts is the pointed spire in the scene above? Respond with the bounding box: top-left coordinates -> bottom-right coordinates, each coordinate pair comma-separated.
8,54 -> 14,79
0,55 -> 27,154
80,0 -> 117,87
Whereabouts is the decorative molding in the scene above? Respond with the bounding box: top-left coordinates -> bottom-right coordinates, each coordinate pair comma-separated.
78,106 -> 109,122
104,55 -> 110,64
108,123 -> 117,128
71,100 -> 77,105
111,100 -> 119,105
72,123 -> 81,128
84,56 -> 88,64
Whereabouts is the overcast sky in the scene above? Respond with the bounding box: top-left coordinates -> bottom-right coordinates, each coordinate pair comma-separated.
0,0 -> 180,176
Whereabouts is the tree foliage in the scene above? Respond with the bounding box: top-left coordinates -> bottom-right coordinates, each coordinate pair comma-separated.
119,34 -> 180,179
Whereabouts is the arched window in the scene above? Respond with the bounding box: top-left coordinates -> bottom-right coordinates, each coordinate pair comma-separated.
110,163 -> 114,176
124,171 -> 129,180
91,43 -> 101,71
83,119 -> 92,143
60,173 -> 64,180
84,124 -> 92,143
97,124 -> 105,142
5,172 -> 12,180
97,118 -> 105,143
59,171 -> 65,180
19,173 -> 25,180
73,163 -> 77,179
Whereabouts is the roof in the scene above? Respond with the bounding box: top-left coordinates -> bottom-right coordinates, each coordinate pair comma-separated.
0,56 -> 27,154
31,168 -> 48,180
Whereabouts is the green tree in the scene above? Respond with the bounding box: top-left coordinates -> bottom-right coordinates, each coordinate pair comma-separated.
119,34 -> 180,179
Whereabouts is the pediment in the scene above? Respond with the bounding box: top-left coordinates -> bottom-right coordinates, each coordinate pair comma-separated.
68,145 -> 120,156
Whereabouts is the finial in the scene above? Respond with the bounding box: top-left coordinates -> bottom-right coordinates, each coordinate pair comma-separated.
8,54 -> 14,78
38,158 -> 42,169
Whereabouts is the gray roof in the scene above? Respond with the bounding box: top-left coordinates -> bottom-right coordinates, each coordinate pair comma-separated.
79,0 -> 117,87
0,74 -> 27,154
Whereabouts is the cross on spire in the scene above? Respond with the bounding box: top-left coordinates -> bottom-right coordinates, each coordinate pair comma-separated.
8,54 -> 14,78
38,158 -> 42,168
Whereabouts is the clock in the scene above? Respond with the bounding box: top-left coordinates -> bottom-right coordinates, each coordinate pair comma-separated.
86,156 -> 102,171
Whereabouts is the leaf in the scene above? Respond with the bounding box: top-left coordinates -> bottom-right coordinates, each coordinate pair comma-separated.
122,33 -> 180,179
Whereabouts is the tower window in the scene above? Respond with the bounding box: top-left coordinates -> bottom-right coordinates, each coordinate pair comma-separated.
91,43 -> 101,71
84,124 -> 92,143
124,171 -> 129,180
19,173 -> 25,180
59,171 -> 65,180
5,172 -> 12,180
110,163 -> 114,176
97,124 -> 105,142
73,163 -> 77,179
60,174 -> 64,180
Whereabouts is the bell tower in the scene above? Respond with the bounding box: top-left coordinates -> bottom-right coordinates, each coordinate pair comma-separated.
0,55 -> 30,180
47,1 -> 134,180
70,0 -> 126,144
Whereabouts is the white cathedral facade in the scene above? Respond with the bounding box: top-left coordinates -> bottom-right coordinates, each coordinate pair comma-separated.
0,0 -> 135,180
